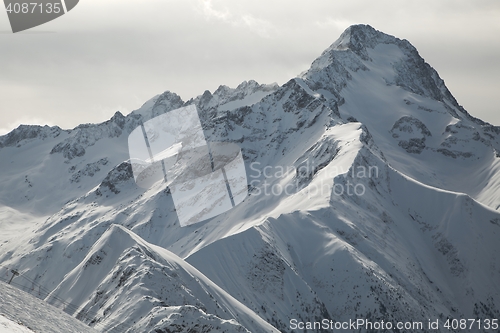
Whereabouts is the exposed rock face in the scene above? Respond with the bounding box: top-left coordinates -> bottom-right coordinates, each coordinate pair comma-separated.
390,116 -> 432,154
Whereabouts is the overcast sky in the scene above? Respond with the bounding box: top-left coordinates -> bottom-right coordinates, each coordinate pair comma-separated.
0,0 -> 499,134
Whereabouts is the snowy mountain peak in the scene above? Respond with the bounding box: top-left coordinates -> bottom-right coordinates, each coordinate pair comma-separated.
194,80 -> 280,113
304,24 -> 453,104
0,124 -> 62,148
329,24 -> 402,59
149,91 -> 185,119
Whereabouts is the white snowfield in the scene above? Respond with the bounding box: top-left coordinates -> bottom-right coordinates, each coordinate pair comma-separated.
0,24 -> 499,332
0,281 -> 98,333
0,315 -> 33,333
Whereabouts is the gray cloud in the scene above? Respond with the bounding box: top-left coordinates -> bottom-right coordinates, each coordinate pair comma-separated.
0,0 -> 499,134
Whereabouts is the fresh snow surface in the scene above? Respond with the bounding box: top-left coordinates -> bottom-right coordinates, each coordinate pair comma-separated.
0,315 -> 33,333
0,281 -> 98,333
45,224 -> 278,332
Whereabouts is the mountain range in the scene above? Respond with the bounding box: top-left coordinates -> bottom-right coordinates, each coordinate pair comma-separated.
0,24 -> 499,332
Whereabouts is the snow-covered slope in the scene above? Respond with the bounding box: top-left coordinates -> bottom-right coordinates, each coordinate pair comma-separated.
0,315 -> 34,333
0,280 -> 99,333
1,24 -> 499,332
46,224 -> 278,333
